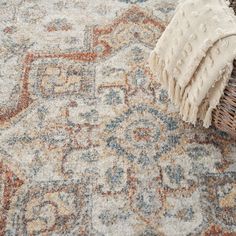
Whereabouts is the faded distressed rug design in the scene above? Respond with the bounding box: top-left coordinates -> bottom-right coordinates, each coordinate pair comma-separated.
0,0 -> 236,235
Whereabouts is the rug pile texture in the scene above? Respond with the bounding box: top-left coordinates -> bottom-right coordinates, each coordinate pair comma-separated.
0,0 -> 236,235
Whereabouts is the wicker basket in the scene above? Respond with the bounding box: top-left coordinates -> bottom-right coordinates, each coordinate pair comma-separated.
212,0 -> 236,138
229,0 -> 236,12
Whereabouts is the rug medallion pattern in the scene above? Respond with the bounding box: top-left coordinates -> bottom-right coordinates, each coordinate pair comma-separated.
0,0 -> 236,235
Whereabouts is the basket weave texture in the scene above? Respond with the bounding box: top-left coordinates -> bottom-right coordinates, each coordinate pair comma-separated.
212,0 -> 236,138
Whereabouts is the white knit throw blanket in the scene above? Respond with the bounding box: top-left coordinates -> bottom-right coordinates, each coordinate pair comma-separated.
148,0 -> 236,128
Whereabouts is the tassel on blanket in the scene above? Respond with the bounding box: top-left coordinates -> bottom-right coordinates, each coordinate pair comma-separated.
149,53 -> 183,107
173,83 -> 185,108
202,64 -> 233,127
162,69 -> 168,88
168,76 -> 176,103
203,107 -> 214,128
179,99 -> 199,125
148,51 -> 158,74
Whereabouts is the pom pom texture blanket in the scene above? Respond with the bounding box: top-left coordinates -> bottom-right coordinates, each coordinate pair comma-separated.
148,0 -> 236,127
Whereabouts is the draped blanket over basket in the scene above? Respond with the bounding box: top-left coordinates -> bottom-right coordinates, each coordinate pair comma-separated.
148,0 -> 236,128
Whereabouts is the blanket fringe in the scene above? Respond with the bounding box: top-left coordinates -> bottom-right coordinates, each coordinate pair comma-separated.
148,51 -> 158,74
203,107 -> 214,128
148,51 -> 201,124
179,98 -> 198,125
148,50 -> 234,127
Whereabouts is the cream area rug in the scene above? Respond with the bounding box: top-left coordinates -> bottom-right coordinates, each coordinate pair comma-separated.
0,0 -> 236,235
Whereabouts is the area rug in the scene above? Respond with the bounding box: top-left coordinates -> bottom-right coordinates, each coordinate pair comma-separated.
0,0 -> 236,235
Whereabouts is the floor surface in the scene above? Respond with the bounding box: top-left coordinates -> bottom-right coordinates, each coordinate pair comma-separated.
0,0 -> 236,235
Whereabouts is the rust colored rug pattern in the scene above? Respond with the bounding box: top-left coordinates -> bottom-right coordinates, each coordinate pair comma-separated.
0,0 -> 236,235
